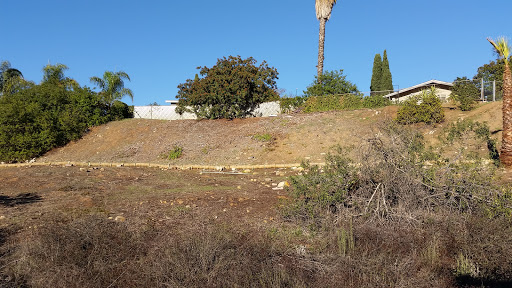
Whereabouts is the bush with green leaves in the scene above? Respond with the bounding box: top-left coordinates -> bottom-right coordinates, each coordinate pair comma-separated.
0,83 -> 132,162
279,96 -> 306,113
450,77 -> 480,111
395,87 -> 444,124
362,94 -> 391,108
303,69 -> 358,97
176,56 -> 279,119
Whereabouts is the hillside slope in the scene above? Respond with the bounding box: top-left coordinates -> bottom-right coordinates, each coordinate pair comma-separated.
39,102 -> 503,166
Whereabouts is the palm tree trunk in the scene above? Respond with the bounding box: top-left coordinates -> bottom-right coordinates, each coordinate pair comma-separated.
317,18 -> 326,81
500,62 -> 512,166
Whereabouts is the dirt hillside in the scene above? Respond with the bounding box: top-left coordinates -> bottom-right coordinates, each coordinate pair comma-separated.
39,102 -> 503,166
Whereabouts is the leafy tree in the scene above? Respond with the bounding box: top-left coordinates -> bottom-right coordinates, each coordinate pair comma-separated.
315,0 -> 337,80
380,50 -> 393,93
474,58 -> 508,99
487,37 -> 512,167
42,63 -> 72,85
370,50 -> 393,95
0,61 -> 23,95
450,77 -> 480,111
370,54 -> 382,95
304,69 -> 358,97
176,56 -> 279,119
90,71 -> 134,108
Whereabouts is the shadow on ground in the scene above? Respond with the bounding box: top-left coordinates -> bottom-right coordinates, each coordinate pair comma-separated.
0,193 -> 41,207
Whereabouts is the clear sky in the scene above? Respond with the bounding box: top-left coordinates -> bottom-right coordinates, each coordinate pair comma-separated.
1,0 -> 511,106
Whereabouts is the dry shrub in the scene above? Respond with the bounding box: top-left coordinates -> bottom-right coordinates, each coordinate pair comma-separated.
2,216 -> 316,288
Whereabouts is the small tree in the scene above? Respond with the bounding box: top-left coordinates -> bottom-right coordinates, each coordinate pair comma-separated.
176,56 -> 279,119
450,77 -> 480,111
380,50 -> 393,93
304,69 -> 359,97
370,54 -> 382,95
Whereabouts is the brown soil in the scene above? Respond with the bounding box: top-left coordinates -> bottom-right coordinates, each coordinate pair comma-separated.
0,166 -> 291,230
39,102 -> 503,166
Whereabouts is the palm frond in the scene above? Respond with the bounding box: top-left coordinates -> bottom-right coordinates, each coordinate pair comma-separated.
487,37 -> 511,61
315,0 -> 337,20
89,76 -> 106,90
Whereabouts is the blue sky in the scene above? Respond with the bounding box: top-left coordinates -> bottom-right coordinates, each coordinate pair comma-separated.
1,0 -> 511,106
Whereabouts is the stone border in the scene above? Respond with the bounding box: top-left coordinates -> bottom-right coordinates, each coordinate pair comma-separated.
0,162 -> 326,170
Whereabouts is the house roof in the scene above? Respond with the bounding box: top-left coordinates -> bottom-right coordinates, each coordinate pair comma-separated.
384,79 -> 454,99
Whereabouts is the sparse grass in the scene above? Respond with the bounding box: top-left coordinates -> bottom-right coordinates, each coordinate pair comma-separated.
165,145 -> 183,160
252,133 -> 273,142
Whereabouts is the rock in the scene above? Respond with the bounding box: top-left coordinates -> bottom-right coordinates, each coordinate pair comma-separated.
79,168 -> 90,172
277,181 -> 290,188
237,186 -> 242,189
272,187 -> 283,190
116,164 -> 124,167
264,178 -> 272,182
0,216 -> 6,220
114,216 -> 126,222
243,169 -> 251,173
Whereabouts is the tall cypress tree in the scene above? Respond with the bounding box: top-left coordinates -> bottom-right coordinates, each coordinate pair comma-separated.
380,50 -> 393,94
370,53 -> 382,95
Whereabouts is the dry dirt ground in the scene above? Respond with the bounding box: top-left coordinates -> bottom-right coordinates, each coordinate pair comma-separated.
1,102 -> 505,230
0,102 -> 509,287
38,102 -> 503,166
0,166 -> 297,229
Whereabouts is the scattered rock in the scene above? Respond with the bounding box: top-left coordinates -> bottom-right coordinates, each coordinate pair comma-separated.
79,168 -> 90,172
114,216 -> 126,222
264,178 -> 272,182
243,169 -> 251,173
0,216 -> 6,220
237,185 -> 242,189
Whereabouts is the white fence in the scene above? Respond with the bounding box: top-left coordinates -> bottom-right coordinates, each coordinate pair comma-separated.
133,101 -> 281,120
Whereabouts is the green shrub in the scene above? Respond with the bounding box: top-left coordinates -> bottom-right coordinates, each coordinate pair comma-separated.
176,56 -> 279,119
279,96 -> 306,113
395,87 -> 444,124
0,83 -> 130,162
302,94 -> 365,113
166,145 -> 183,160
362,94 -> 391,108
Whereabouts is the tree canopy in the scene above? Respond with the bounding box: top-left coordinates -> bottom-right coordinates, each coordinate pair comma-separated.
304,69 -> 359,97
0,62 -> 133,162
176,56 -> 279,119
370,50 -> 393,95
0,61 -> 23,95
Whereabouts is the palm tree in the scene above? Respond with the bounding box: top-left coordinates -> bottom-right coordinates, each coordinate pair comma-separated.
488,37 -> 512,166
90,71 -> 134,107
315,0 -> 337,80
0,61 -> 23,95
